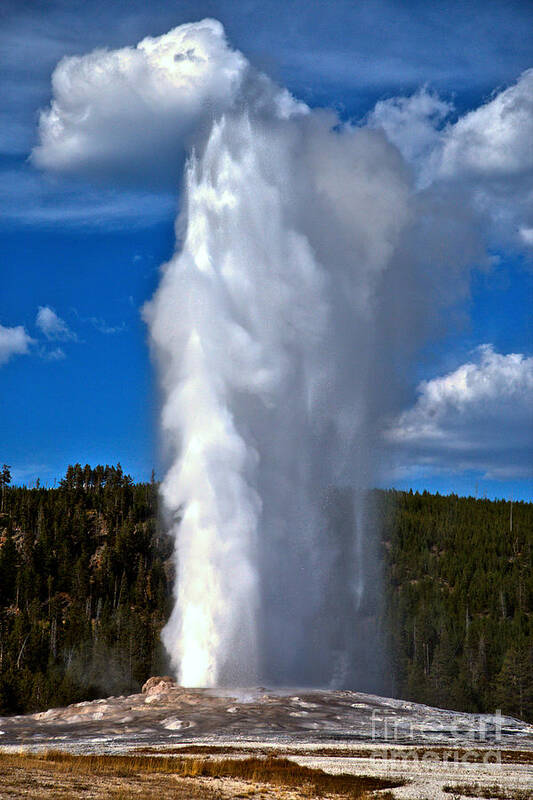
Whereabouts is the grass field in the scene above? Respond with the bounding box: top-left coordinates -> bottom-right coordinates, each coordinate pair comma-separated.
0,751 -> 403,799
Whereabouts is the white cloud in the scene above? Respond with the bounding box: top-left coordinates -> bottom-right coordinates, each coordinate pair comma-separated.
88,317 -> 125,334
0,323 -> 34,365
31,19 -> 301,188
366,88 -> 452,185
29,18 -> 533,255
385,345 -> 533,478
40,346 -> 66,361
36,306 -> 76,340
440,69 -> 533,179
519,226 -> 533,247
367,70 -> 533,249
368,69 -> 533,183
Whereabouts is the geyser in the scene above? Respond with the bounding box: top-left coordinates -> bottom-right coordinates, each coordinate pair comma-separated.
142,21 -> 410,688
36,17 -> 489,691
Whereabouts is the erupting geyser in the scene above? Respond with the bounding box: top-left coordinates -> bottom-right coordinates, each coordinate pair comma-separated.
142,21 -> 410,688
34,19 -> 414,689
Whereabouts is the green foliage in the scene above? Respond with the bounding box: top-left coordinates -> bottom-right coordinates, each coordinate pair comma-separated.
379,489 -> 533,722
0,465 -> 172,714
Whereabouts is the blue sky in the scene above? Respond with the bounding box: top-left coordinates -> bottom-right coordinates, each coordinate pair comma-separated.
1,0 -> 532,498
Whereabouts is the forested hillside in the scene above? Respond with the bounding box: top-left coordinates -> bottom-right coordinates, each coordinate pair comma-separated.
380,489 -> 533,722
0,468 -> 531,721
0,465 -> 171,714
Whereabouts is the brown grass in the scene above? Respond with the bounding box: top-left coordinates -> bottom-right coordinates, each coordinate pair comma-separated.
443,784 -> 531,800
0,751 -> 404,799
134,744 -> 533,764
42,751 -> 403,794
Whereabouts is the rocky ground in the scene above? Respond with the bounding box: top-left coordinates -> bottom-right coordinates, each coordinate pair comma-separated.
0,677 -> 531,799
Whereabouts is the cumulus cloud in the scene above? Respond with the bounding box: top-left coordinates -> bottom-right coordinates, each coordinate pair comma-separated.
440,69 -> 533,179
36,306 -> 76,340
31,19 -> 301,188
370,69 -> 533,180
31,17 -> 533,252
0,323 -> 34,365
368,70 -> 533,249
385,345 -> 533,478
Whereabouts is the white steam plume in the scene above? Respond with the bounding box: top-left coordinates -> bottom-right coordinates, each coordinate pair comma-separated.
142,27 -> 410,686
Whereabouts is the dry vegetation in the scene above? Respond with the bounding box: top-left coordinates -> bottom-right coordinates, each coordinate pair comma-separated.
134,745 -> 533,764
0,751 -> 404,799
443,785 -> 532,800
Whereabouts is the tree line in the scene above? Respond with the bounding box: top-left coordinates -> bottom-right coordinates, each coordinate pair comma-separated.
0,467 -> 531,721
